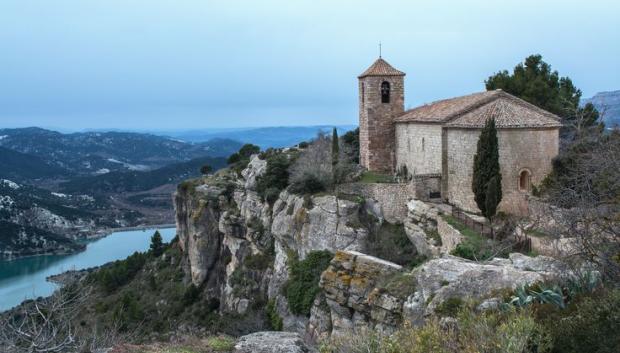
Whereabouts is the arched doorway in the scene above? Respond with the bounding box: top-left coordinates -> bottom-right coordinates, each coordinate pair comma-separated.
519,169 -> 532,192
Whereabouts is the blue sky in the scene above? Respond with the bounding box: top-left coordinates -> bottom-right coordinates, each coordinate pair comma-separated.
0,0 -> 618,130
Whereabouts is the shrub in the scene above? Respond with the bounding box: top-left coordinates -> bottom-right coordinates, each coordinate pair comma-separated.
435,297 -> 464,317
539,289 -> 620,353
288,172 -> 327,194
364,221 -> 420,267
183,284 -> 202,305
91,251 -> 147,293
256,152 -> 293,203
266,299 -> 283,331
207,336 -> 236,352
283,250 -> 333,316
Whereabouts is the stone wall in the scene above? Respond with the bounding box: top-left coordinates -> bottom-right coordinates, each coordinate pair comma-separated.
336,183 -> 412,223
395,122 -> 443,175
436,216 -> 464,254
444,127 -> 559,215
359,75 -> 405,172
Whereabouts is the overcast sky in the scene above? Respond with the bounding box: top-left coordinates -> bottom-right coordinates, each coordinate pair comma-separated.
0,0 -> 618,130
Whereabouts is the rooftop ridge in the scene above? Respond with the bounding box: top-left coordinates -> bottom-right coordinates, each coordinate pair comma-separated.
358,58 -> 405,78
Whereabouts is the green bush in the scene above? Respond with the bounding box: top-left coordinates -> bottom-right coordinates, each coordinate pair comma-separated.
435,297 -> 464,317
288,172 -> 327,194
283,250 -> 333,316
266,299 -> 283,331
364,221 -> 420,268
256,152 -> 294,203
538,289 -> 620,353
90,251 -> 147,293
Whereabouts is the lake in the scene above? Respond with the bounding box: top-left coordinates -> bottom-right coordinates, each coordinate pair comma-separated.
0,227 -> 177,311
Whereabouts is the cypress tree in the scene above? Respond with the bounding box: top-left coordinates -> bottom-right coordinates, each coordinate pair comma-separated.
331,127 -> 339,184
472,118 -> 502,219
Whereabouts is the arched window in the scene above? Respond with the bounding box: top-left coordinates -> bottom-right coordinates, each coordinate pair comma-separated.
519,169 -> 531,192
381,81 -> 390,103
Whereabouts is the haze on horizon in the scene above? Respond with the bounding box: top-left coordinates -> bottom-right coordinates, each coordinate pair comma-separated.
0,0 -> 618,131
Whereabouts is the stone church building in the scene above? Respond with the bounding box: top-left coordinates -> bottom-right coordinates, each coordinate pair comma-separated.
358,57 -> 561,215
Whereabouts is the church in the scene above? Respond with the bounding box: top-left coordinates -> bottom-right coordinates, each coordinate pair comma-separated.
358,57 -> 561,215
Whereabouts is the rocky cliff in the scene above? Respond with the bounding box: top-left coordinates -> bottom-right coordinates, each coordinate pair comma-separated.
174,154 -> 568,344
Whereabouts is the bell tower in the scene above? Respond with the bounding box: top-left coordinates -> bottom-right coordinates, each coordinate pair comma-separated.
358,57 -> 405,172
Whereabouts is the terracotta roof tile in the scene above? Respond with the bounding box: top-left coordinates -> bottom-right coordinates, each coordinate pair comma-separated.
395,90 -> 561,129
358,58 -> 405,78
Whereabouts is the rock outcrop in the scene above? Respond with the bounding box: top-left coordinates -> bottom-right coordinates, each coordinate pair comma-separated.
174,153 -> 568,345
307,250 -> 565,339
175,155 -> 378,330
234,332 -> 311,353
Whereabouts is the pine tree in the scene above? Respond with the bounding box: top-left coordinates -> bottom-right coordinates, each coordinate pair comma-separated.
150,230 -> 164,257
472,118 -> 502,219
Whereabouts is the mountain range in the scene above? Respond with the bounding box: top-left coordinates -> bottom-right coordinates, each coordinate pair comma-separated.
0,127 -> 241,177
583,90 -> 620,128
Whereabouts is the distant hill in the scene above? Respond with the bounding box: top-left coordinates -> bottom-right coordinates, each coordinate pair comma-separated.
0,178 -> 139,258
0,128 -> 242,175
163,125 -> 358,149
60,156 -> 227,194
0,147 -> 67,181
582,90 -> 620,128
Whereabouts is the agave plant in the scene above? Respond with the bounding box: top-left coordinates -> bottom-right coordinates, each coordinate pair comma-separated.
529,284 -> 565,309
508,285 -> 534,308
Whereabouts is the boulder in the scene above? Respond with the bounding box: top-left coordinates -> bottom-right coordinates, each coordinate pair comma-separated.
234,332 -> 310,353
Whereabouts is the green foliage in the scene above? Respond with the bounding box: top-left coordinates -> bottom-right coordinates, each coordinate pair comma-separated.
435,297 -> 464,317
207,336 -> 236,352
266,299 -> 283,331
341,128 -> 360,164
90,251 -> 148,293
472,118 -> 502,219
288,172 -> 327,194
283,250 -> 333,316
200,164 -> 212,175
150,230 -> 164,257
238,144 -> 261,159
322,307 -> 551,353
359,171 -> 396,183
364,221 -> 420,267
227,143 -> 261,175
378,271 -> 417,298
256,152 -> 293,204
485,54 -> 597,125
540,289 -> 620,353
443,215 -> 495,261
244,251 -> 274,271
183,283 -> 202,305
331,127 -> 340,184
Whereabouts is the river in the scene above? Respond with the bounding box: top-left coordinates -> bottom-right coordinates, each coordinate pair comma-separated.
0,227 -> 177,311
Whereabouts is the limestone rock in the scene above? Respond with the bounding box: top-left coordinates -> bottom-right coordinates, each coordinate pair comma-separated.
241,155 -> 267,190
234,332 -> 310,353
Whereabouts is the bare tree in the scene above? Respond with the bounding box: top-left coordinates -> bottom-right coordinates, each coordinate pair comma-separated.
0,285 -> 123,353
540,126 -> 620,283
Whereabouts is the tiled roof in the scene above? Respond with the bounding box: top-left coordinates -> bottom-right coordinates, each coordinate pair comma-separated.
358,58 -> 405,78
395,90 -> 562,128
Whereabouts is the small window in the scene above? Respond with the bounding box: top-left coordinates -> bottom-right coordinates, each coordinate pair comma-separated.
519,170 -> 531,192
422,137 -> 425,151
381,81 -> 390,103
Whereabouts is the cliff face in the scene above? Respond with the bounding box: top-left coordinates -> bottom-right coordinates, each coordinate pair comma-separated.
174,154 -> 567,341
175,155 -> 377,331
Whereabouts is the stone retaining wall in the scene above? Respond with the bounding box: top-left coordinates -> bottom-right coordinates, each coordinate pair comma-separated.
337,183 -> 412,223
437,216 -> 464,254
